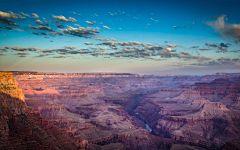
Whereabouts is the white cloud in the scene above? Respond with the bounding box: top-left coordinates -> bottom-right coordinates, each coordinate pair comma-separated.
84,42 -> 93,45
35,20 -> 48,26
102,41 -> 115,46
0,11 -> 18,18
111,38 -> 118,41
13,28 -> 24,32
99,47 -> 106,50
12,47 -> 40,51
29,25 -> 54,32
96,38 -> 108,41
59,25 -> 99,38
32,13 -> 39,18
85,21 -> 93,25
21,12 -> 30,18
53,15 -> 76,22
177,52 -> 211,62
166,44 -> 179,47
14,52 -> 30,55
103,26 -> 111,29
206,15 -> 240,42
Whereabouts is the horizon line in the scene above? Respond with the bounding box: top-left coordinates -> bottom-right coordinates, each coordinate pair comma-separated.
1,70 -> 240,76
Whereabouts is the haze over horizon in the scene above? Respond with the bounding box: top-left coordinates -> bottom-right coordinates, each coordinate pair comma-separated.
4,70 -> 240,76
0,0 -> 240,75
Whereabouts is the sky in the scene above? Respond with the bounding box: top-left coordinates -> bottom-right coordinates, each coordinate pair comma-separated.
0,0 -> 240,75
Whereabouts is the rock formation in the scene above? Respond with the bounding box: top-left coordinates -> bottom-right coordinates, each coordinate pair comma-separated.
0,71 -> 24,101
4,71 -> 240,149
133,75 -> 240,148
0,71 -> 90,150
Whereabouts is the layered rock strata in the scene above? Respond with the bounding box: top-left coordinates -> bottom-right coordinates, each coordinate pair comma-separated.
9,71 -> 240,149
0,72 -> 90,150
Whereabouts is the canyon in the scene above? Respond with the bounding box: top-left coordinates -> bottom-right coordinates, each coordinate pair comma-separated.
0,71 -> 90,150
1,71 -> 240,149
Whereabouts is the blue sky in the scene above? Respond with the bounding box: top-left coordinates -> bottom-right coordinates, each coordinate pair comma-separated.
0,0 -> 240,75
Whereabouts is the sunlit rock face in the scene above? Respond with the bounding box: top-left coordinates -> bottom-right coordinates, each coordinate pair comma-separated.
0,71 -> 25,101
10,71 -> 240,149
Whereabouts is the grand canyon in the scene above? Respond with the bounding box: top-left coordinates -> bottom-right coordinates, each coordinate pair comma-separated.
1,71 -> 240,149
1,1 -> 240,149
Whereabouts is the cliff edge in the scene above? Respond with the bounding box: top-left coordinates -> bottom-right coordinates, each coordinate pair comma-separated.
0,71 -> 89,149
0,71 -> 24,101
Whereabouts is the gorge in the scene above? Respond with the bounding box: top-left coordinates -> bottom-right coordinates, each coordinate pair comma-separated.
1,71 -> 240,149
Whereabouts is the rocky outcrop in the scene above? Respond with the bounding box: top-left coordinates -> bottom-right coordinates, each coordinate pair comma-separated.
0,71 -> 24,101
0,72 -> 90,149
0,93 -> 83,149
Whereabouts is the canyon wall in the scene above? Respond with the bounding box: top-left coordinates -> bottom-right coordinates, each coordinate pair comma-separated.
0,72 -> 90,150
6,71 -> 240,149
133,76 -> 240,149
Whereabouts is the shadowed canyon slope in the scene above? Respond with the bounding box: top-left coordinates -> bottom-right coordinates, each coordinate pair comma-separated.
1,71 -> 240,149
